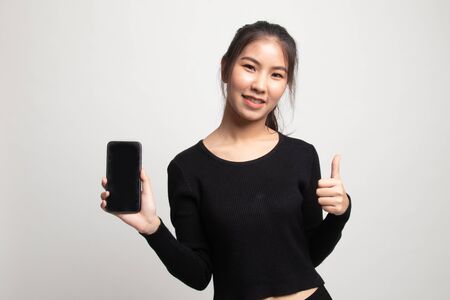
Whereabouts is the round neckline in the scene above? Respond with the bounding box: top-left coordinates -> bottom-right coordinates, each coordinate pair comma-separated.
198,131 -> 285,166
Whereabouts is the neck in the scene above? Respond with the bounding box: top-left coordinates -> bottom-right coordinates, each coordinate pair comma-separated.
216,101 -> 277,143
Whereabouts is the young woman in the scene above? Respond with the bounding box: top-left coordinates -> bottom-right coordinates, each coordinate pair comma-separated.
100,20 -> 352,300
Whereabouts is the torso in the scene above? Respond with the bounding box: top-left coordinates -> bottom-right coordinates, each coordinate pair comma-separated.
202,129 -> 319,299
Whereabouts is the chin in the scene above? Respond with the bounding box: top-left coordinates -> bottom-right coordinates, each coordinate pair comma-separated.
238,108 -> 269,122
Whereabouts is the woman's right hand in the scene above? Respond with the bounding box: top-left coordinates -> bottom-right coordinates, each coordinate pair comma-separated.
100,168 -> 161,235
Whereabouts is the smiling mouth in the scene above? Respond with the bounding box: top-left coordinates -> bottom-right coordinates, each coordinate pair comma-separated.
242,95 -> 266,104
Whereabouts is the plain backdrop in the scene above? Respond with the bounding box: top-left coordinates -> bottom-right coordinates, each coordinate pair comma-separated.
1,0 -> 449,299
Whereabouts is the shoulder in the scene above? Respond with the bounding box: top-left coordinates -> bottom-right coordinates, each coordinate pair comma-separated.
167,139 -> 205,171
282,133 -> 317,156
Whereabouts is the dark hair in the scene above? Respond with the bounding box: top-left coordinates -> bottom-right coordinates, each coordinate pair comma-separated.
220,20 -> 298,134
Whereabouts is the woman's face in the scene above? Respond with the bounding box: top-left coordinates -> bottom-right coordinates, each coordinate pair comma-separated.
225,37 -> 288,121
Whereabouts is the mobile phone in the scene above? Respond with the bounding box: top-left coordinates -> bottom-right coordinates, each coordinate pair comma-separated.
105,141 -> 142,213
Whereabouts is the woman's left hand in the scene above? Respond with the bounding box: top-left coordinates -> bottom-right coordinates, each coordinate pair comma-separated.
316,154 -> 350,216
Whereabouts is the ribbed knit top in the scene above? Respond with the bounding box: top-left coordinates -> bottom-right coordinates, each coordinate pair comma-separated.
139,131 -> 352,300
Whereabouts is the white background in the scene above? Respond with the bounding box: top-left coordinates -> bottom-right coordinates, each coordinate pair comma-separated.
1,0 -> 449,299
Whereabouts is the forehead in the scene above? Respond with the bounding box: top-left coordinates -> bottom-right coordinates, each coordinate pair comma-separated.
238,38 -> 287,67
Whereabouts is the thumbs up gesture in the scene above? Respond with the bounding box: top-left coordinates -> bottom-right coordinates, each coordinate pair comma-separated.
316,154 -> 350,216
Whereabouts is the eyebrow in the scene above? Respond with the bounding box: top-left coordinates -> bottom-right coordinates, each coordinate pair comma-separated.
240,56 -> 288,73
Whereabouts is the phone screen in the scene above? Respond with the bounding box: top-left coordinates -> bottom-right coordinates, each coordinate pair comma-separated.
106,141 -> 142,213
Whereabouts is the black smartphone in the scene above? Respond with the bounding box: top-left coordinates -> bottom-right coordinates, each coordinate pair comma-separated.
105,141 -> 142,213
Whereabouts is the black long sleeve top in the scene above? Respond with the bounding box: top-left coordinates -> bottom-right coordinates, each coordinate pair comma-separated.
139,131 -> 352,299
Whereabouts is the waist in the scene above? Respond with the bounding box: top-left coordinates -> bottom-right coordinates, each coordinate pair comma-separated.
262,285 -> 320,300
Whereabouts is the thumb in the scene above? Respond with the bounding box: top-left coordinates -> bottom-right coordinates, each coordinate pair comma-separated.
140,168 -> 151,194
331,154 -> 341,179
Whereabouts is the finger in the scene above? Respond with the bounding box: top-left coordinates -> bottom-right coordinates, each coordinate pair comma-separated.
100,191 -> 110,200
331,154 -> 341,179
316,187 -> 340,198
140,168 -> 151,194
318,196 -> 336,206
100,199 -> 107,211
102,177 -> 107,188
318,178 -> 340,188
321,205 -> 336,214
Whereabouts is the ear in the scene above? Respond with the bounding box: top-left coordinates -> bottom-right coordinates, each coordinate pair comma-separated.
221,57 -> 228,84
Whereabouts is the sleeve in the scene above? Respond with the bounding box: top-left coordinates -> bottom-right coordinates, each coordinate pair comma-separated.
138,159 -> 213,290
301,144 -> 352,267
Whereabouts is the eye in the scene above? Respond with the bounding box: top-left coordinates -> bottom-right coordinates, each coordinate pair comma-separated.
243,64 -> 255,71
273,73 -> 284,78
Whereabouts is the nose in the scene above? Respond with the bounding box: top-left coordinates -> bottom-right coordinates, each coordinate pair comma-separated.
251,72 -> 267,95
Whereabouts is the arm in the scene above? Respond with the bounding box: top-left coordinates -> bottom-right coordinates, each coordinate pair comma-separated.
301,145 -> 352,267
138,160 -> 212,290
